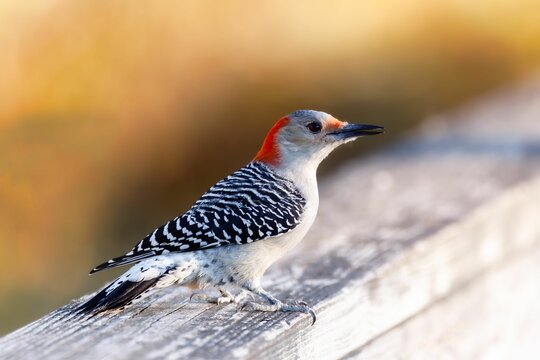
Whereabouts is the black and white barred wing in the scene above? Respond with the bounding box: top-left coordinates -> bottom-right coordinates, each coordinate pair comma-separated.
90,162 -> 306,273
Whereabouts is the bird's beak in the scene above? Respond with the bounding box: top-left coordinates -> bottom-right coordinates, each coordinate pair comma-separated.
328,123 -> 385,139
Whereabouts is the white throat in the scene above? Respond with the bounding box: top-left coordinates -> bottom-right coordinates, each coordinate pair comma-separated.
273,142 -> 340,207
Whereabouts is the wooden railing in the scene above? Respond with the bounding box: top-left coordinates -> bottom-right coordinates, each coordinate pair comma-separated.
2,78 -> 540,359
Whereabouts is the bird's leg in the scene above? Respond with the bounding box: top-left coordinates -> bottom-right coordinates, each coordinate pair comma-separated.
241,284 -> 317,324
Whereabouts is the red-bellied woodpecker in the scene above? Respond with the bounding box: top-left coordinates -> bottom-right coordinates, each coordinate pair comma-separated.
79,110 -> 384,324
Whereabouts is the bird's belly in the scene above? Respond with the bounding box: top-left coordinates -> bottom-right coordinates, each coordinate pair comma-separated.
169,199 -> 318,288
191,204 -> 317,286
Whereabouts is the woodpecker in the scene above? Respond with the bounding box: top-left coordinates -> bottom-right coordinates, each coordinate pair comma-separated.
79,110 -> 384,323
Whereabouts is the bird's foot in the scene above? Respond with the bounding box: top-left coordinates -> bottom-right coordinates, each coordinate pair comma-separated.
241,300 -> 317,325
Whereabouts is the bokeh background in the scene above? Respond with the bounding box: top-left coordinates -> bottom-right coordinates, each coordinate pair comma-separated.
1,0 -> 540,334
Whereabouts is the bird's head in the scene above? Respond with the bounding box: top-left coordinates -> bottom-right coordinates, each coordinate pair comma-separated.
254,110 -> 384,170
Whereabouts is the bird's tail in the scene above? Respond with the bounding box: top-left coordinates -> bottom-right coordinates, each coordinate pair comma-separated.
78,255 -> 195,313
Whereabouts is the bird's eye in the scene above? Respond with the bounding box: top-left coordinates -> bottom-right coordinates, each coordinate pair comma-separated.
306,122 -> 322,133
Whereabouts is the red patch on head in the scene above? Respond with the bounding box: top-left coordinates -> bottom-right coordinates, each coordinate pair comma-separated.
254,116 -> 289,166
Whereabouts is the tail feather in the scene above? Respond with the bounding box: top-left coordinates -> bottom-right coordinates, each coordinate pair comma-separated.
78,278 -> 159,313
79,255 -> 194,314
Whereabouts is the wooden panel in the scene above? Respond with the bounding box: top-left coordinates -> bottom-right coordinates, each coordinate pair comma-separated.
349,247 -> 540,359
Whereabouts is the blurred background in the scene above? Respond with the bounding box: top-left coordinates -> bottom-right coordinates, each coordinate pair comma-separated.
1,0 -> 540,334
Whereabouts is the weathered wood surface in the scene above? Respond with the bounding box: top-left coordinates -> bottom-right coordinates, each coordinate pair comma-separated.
2,78 -> 540,360
351,245 -> 540,359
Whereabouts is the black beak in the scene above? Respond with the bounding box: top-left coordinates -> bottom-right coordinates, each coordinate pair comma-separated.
329,123 -> 385,139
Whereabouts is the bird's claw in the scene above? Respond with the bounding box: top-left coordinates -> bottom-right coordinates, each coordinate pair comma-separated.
305,307 -> 317,325
284,302 -> 316,325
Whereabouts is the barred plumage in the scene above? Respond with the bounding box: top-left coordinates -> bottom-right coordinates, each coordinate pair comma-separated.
91,161 -> 306,273
81,110 -> 383,322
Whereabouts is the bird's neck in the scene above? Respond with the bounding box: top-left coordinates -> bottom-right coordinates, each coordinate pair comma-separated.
270,158 -> 319,203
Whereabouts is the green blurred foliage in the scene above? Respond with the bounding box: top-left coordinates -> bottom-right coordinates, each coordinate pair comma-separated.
1,0 -> 540,334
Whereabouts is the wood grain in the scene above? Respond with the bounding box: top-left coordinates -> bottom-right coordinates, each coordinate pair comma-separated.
2,78 -> 540,359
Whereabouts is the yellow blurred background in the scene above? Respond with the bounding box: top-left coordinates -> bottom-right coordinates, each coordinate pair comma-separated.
1,0 -> 540,334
